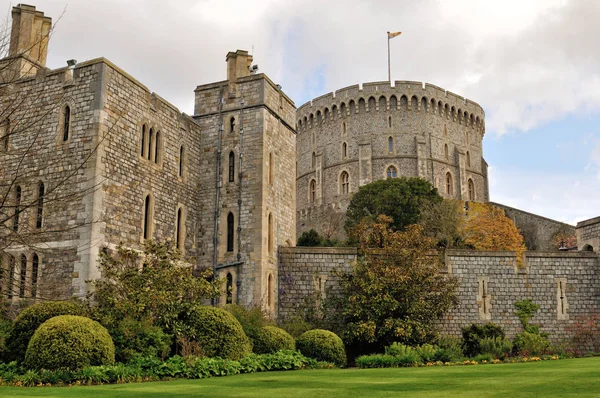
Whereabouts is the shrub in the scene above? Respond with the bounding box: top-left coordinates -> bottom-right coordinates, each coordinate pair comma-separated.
296,329 -> 346,367
224,304 -> 269,348
568,313 -> 600,354
435,336 -> 464,362
253,326 -> 295,354
513,331 -> 550,356
416,344 -> 439,363
356,352 -> 421,368
385,342 -> 416,357
110,318 -> 171,363
0,318 -> 11,362
461,323 -> 505,357
184,305 -> 251,360
279,316 -> 314,338
24,315 -> 115,371
479,336 -> 513,359
5,300 -> 87,363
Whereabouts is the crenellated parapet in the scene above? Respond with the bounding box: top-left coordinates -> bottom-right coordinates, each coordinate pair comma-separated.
296,81 -> 485,136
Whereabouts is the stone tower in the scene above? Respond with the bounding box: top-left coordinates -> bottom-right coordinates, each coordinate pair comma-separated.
2,4 -> 52,81
194,50 -> 296,316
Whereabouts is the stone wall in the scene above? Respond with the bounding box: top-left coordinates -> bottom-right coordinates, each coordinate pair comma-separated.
296,81 -> 489,241
278,247 -> 600,343
576,217 -> 600,252
492,202 -> 575,251
278,246 -> 357,322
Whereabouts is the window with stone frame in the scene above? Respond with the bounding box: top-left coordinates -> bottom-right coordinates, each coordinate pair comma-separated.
340,171 -> 349,194
31,253 -> 39,298
228,151 -> 235,183
386,165 -> 398,179
446,172 -> 453,195
227,212 -> 234,252
36,182 -> 44,229
142,194 -> 154,240
179,145 -> 185,177
19,254 -> 26,298
468,179 -> 475,201
309,179 -> 316,203
62,105 -> 71,141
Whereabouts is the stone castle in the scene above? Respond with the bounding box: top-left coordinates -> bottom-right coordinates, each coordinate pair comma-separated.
1,5 -> 599,339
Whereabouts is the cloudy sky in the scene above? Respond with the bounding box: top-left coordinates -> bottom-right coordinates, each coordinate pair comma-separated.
6,0 -> 600,224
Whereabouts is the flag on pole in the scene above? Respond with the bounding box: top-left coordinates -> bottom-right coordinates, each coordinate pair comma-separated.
388,31 -> 402,39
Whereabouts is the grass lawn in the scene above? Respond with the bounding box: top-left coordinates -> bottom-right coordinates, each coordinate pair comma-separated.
2,357 -> 600,397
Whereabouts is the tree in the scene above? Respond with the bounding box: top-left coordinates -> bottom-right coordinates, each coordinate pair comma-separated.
88,240 -> 222,337
339,215 -> 458,352
297,229 -> 323,247
344,177 -> 441,235
463,203 -> 526,265
419,199 -> 465,248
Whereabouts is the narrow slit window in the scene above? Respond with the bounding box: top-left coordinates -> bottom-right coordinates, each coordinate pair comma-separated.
444,144 -> 449,160
388,116 -> 392,128
226,273 -> 233,304
179,146 -> 184,177
268,213 -> 274,254
230,117 -> 236,134
176,208 -> 183,250
143,195 -> 152,240
36,182 -> 44,229
446,172 -> 453,195
466,151 -> 471,167
468,179 -> 475,201
141,124 -> 146,157
309,180 -> 316,203
227,212 -> 234,252
312,152 -> 316,169
31,254 -> 39,298
268,152 -> 273,185
154,131 -> 160,163
268,273 -> 274,309
342,142 -> 347,158
63,105 -> 70,141
147,128 -> 154,160
19,254 -> 26,298
7,256 -> 15,299
228,151 -> 235,183
388,136 -> 394,153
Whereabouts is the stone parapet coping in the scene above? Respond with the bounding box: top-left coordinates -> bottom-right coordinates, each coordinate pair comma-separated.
279,246 -> 358,255
577,216 -> 600,229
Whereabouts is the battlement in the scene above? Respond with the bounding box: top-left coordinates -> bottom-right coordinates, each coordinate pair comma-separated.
297,80 -> 485,135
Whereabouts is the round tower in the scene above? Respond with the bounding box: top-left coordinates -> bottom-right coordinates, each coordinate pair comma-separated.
296,80 -> 488,240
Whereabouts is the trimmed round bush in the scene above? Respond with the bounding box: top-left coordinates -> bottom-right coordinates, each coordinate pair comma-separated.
24,315 -> 115,371
253,326 -> 295,354
296,329 -> 346,367
6,301 -> 88,363
186,306 -> 251,360
110,318 -> 171,363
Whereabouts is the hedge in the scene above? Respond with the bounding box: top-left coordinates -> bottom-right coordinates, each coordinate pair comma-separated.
24,315 -> 115,371
253,326 -> 295,354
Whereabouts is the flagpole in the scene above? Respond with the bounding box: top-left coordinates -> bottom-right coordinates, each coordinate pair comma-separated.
387,31 -> 391,82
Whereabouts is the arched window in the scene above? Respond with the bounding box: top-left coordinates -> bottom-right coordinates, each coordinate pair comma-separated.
143,195 -> 153,240
228,151 -> 235,183
13,185 -> 21,232
19,254 -> 26,298
309,180 -> 316,203
63,105 -> 70,141
342,142 -> 347,158
31,253 -> 39,298
226,273 -> 233,304
444,144 -> 449,160
227,212 -> 234,252
387,166 -> 398,179
340,171 -> 349,194
268,213 -> 274,254
36,182 -> 44,229
154,131 -> 160,163
147,128 -> 153,160
230,117 -> 235,134
140,124 -> 146,157
268,152 -> 273,185
267,273 -> 274,309
7,255 -> 15,299
312,152 -> 316,169
179,146 -> 184,177
466,151 -> 471,167
468,179 -> 475,201
446,172 -> 453,195
388,136 -> 394,153
176,207 -> 183,250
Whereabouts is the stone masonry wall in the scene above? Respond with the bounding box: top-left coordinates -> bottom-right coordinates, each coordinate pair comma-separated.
278,247 -> 600,343
493,202 -> 575,251
576,217 -> 600,252
296,81 -> 488,241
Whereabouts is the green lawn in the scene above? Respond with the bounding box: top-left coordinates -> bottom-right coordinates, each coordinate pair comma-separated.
2,357 -> 600,397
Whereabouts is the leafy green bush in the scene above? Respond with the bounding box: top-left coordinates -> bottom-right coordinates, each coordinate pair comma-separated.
0,318 -> 11,362
435,336 -> 464,362
461,323 -> 505,357
385,342 -> 415,357
5,301 -> 87,363
24,315 -> 115,371
356,352 -> 421,368
416,344 -> 439,363
184,305 -> 251,360
224,304 -> 269,348
278,316 -> 314,338
110,318 -> 171,363
253,326 -> 295,354
474,353 -> 494,363
296,329 -> 346,367
513,331 -> 550,356
479,336 -> 513,359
